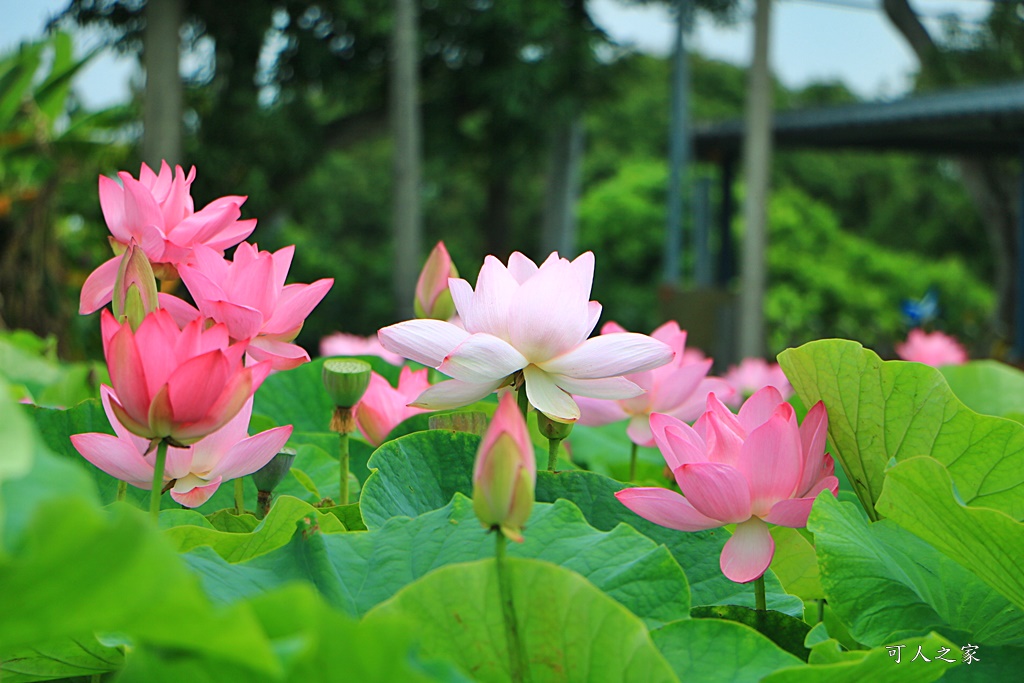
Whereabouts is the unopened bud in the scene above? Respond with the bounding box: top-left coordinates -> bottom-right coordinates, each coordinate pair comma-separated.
112,241 -> 158,331
414,241 -> 458,320
472,393 -> 536,543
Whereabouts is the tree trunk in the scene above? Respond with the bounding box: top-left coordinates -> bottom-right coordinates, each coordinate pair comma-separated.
390,0 -> 423,320
143,0 -> 183,167
737,0 -> 773,359
540,116 -> 584,257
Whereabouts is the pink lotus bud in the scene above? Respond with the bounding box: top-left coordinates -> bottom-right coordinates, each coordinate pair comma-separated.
414,241 -> 458,320
100,308 -> 270,446
111,241 -> 159,331
472,393 -> 536,542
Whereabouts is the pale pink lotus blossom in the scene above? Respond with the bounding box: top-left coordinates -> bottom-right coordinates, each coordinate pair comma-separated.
473,392 -> 536,542
895,329 -> 968,367
355,367 -> 431,447
378,251 -> 674,423
100,308 -> 271,445
722,357 -> 792,408
166,243 -> 333,370
575,321 -> 733,446
320,332 -> 405,365
616,388 -> 837,583
72,389 -> 292,507
80,161 -> 257,314
415,241 -> 458,320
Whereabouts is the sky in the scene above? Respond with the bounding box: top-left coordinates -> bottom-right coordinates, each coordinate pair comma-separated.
0,0 -> 1001,109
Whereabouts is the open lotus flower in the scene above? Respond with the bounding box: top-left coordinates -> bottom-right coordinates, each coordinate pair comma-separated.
166,243 -> 333,370
378,251 -> 674,423
722,357 -> 792,408
320,332 -> 405,365
616,387 -> 837,583
72,389 -> 292,507
415,241 -> 458,320
100,308 -> 271,445
356,367 -> 431,447
80,161 -> 257,314
473,392 -> 536,542
574,321 -> 733,446
895,328 -> 968,366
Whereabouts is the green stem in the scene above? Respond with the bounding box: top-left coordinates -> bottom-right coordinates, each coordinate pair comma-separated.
546,437 -> 560,472
629,441 -> 638,481
116,480 -> 127,503
516,386 -> 529,419
817,598 -> 825,624
234,478 -> 245,515
149,439 -> 168,522
495,532 -> 529,683
754,574 -> 767,612
339,431 -> 350,505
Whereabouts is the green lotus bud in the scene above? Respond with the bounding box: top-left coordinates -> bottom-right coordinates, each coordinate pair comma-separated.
112,241 -> 158,331
322,358 -> 372,408
414,241 -> 458,320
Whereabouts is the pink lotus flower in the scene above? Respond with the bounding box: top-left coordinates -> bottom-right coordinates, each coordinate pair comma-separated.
166,243 -> 333,370
722,357 -> 792,408
415,241 -> 458,320
615,388 -> 837,583
378,251 -> 674,423
100,308 -> 271,445
895,329 -> 968,366
72,388 -> 292,507
473,392 -> 536,542
320,333 -> 405,365
575,321 -> 733,446
80,161 -> 257,314
356,367 -> 431,447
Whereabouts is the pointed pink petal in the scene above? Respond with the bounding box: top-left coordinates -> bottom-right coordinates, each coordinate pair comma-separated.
761,481 -> 835,528
410,377 -> 505,411
650,413 -> 706,471
261,279 -> 333,336
207,426 -> 293,480
735,413 -> 803,517
437,333 -> 527,383
172,367 -> 255,444
202,300 -> 265,341
538,333 -> 674,379
448,278 -> 475,322
675,462 -> 752,524
187,397 -> 255,470
132,311 -> 183,397
157,293 -> 201,328
574,395 -> 628,427
626,414 -> 654,447
721,517 -> 775,583
105,319 -> 152,427
737,386 -> 785,433
615,487 -> 722,531
704,412 -> 745,466
523,364 -> 579,422
166,351 -> 229,423
650,321 -> 683,347
71,433 -> 154,487
357,377 -> 407,447
79,257 -> 122,314
600,321 -> 628,335
797,401 -> 829,495
506,252 -> 539,283
99,174 -> 128,241
668,378 -> 733,423
569,251 -> 595,299
121,175 -> 165,234
100,385 -> 151,452
378,319 -> 470,367
246,338 -> 310,370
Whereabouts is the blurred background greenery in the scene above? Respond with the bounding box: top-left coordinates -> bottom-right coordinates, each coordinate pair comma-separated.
0,0 -> 1015,365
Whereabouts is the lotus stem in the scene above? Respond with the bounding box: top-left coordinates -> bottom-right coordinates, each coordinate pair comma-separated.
234,478 -> 245,515
629,441 -> 638,481
495,532 -> 529,683
116,480 -> 127,503
546,437 -> 560,472
258,490 -> 273,519
339,432 -> 350,505
149,439 -> 168,522
754,574 -> 767,612
516,386 -> 529,419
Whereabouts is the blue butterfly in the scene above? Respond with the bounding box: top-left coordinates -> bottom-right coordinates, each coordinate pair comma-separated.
902,289 -> 939,327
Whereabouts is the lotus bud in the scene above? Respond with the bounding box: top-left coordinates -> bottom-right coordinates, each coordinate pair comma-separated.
112,241 -> 158,331
414,241 -> 458,320
323,358 -> 371,434
472,393 -> 536,542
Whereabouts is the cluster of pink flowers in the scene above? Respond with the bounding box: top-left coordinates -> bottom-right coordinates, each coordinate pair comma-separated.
896,328 -> 968,367
72,162 -> 332,507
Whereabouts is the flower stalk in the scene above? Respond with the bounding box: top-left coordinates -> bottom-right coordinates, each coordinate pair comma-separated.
629,441 -> 638,481
234,478 -> 245,516
149,439 -> 168,521
754,574 -> 767,612
495,532 -> 529,683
